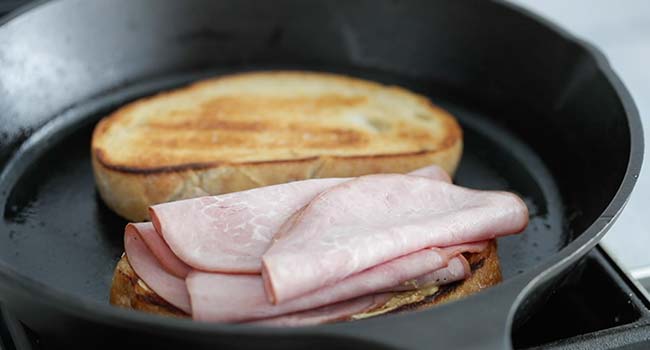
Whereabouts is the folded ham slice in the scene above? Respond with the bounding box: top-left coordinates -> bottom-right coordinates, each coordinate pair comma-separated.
382,255 -> 470,292
252,256 -> 469,326
262,174 -> 528,303
123,231 -> 473,322
150,178 -> 345,273
248,294 -> 393,327
407,165 -> 452,182
126,223 -> 191,278
187,242 -> 485,322
124,228 -> 191,313
149,166 -> 451,273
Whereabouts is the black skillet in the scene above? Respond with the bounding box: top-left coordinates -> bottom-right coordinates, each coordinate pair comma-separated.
0,0 -> 643,349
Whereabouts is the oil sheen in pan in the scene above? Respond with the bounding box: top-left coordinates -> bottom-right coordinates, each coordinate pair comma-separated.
0,66 -> 566,304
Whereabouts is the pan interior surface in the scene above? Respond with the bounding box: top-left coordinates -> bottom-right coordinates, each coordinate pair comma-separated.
0,66 -> 566,304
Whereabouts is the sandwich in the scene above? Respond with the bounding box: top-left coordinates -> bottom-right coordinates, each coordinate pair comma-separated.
111,239 -> 502,322
95,71 -> 528,325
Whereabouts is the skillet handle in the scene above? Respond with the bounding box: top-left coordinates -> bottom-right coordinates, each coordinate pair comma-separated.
325,282 -> 524,350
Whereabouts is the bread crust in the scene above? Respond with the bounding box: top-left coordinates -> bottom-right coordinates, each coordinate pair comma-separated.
93,145 -> 462,222
92,71 -> 462,221
109,240 -> 500,321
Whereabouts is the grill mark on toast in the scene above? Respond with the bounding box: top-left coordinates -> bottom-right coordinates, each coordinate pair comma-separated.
92,72 -> 461,176
199,95 -> 367,115
147,120 -> 267,132
93,148 -> 458,175
469,257 -> 486,271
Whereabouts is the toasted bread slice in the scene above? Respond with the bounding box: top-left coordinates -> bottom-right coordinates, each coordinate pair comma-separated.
109,240 -> 500,322
92,71 -> 462,221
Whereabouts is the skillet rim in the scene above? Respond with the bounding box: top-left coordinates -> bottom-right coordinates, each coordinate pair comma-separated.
0,0 -> 643,339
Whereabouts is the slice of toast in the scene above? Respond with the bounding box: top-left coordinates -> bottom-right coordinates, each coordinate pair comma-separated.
92,71 -> 462,221
109,240 -> 501,321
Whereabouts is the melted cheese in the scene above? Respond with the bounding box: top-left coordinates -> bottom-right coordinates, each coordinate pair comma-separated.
351,285 -> 440,320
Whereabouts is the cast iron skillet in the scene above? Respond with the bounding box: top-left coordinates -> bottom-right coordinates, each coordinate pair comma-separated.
0,0 -> 643,349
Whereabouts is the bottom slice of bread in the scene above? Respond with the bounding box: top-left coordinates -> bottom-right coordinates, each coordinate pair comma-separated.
110,240 -> 501,321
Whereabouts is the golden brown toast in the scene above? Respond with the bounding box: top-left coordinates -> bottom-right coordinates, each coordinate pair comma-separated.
92,71 -> 463,221
109,240 -> 501,322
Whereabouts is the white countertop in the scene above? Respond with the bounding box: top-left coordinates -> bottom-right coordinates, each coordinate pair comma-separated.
509,0 -> 650,278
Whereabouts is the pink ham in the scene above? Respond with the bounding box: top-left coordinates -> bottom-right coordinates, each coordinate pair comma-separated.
119,164 -> 528,325
408,165 -> 452,182
149,166 -> 451,273
150,178 -> 345,273
262,174 -> 528,303
251,253 -> 465,327
383,255 -> 470,292
126,223 -> 191,278
187,242 -> 486,322
124,229 -> 191,313
249,294 -> 393,326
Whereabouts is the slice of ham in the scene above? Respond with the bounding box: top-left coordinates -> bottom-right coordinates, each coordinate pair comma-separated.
187,242 -> 486,322
150,178 -> 345,273
252,256 -> 467,327
248,294 -> 393,327
408,165 -> 452,183
262,174 -> 528,303
126,223 -> 191,278
383,255 -> 470,292
124,229 -> 191,313
149,166 -> 451,273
